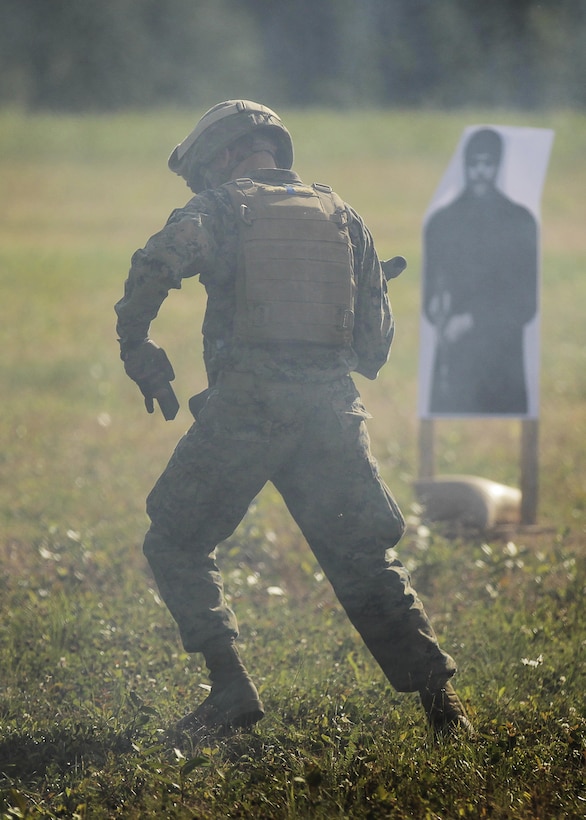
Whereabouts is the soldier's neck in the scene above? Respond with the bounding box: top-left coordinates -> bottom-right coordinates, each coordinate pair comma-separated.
230,152 -> 277,180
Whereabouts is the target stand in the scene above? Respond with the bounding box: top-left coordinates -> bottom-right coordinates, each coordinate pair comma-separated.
414,418 -> 538,531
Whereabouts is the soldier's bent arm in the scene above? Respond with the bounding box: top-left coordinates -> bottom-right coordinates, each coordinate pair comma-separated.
350,211 -> 395,380
115,202 -> 217,346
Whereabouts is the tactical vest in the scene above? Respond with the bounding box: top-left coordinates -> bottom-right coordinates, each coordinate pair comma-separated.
225,178 -> 355,346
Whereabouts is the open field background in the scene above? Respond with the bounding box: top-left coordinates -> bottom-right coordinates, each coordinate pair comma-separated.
0,109 -> 584,818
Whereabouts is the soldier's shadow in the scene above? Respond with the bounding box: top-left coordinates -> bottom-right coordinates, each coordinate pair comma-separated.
0,726 -> 133,784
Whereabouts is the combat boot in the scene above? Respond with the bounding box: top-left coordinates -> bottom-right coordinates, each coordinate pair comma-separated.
419,681 -> 475,739
174,639 -> 264,739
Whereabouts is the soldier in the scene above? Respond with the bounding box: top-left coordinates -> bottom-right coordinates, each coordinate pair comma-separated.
115,100 -> 472,740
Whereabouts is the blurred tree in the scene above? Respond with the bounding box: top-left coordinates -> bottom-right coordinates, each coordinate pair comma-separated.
0,0 -> 584,111
0,0 -> 265,110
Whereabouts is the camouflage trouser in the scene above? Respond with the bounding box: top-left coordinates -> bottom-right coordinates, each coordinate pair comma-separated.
143,372 -> 456,692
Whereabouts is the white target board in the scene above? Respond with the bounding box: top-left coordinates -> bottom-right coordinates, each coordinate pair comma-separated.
418,125 -> 554,419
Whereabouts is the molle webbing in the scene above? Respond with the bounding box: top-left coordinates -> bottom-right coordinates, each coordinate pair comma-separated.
226,179 -> 355,346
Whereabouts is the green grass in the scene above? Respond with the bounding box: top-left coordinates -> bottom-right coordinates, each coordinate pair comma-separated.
0,108 -> 584,818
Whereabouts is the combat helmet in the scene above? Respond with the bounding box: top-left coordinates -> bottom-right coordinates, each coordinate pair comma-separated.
168,100 -> 294,193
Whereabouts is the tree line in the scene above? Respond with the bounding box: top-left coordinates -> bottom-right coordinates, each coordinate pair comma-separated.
1,0 -> 584,112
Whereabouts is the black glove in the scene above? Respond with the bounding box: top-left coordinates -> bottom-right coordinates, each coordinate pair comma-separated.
120,340 -> 179,419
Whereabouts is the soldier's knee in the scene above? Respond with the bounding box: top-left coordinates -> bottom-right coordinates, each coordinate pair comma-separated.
384,488 -> 406,545
143,527 -> 168,562
393,513 -> 407,546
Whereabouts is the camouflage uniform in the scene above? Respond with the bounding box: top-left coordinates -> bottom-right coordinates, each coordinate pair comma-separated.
115,167 -> 456,693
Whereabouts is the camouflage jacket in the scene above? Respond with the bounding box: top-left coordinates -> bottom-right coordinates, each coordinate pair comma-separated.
115,169 -> 394,384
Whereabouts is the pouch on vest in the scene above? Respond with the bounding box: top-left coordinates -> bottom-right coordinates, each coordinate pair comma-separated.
225,179 -> 355,346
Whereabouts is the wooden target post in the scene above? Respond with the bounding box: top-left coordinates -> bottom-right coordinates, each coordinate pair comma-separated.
520,418 -> 539,524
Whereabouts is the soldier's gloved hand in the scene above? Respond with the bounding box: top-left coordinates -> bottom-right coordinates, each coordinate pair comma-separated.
120,339 -> 176,414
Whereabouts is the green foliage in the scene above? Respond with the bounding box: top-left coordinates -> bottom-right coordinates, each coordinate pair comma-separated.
0,109 -> 584,818
1,0 -> 586,111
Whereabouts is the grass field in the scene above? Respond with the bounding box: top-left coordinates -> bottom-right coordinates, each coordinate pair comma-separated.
0,108 -> 584,818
